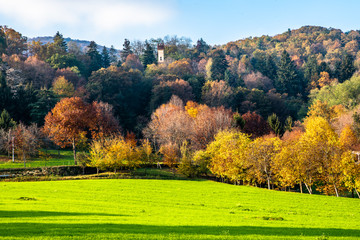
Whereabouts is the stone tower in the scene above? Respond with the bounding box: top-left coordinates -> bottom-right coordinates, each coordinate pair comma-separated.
157,43 -> 165,63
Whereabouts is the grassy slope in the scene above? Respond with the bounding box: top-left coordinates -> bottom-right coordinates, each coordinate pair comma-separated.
0,150 -> 74,169
0,179 -> 359,240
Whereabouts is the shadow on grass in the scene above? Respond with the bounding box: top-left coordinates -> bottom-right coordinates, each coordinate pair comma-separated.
0,222 -> 359,238
0,210 -> 126,218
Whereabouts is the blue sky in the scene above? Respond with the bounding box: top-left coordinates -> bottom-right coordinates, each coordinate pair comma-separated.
0,0 -> 360,48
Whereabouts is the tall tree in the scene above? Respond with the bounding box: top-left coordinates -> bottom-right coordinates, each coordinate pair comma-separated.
338,53 -> 355,83
303,55 -> 319,88
52,31 -> 67,54
121,39 -> 132,62
101,46 -> 110,68
246,136 -> 281,190
196,38 -> 209,54
44,97 -> 118,163
142,41 -> 156,67
206,130 -> 251,182
86,41 -> 102,76
276,50 -> 302,96
0,71 -> 12,114
0,27 -> 6,55
210,49 -> 228,80
109,45 -> 118,65
29,88 -> 58,126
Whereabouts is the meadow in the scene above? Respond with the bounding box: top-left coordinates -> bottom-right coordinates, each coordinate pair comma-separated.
0,179 -> 359,239
0,150 -> 74,169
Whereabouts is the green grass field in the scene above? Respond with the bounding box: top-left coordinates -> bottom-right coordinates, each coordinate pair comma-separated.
0,150 -> 74,169
0,179 -> 359,240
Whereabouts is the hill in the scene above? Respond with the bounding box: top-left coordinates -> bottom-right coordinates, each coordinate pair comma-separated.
27,36 -> 120,53
0,179 -> 359,239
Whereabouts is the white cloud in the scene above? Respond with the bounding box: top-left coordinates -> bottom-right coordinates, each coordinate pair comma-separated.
0,0 -> 174,32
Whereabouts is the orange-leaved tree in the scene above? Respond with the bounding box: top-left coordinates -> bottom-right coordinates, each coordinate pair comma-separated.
44,97 -> 119,164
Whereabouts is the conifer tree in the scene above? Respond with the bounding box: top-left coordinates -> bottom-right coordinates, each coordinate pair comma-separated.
86,41 -> 102,76
0,28 -> 6,55
53,31 -> 67,54
29,89 -> 58,126
210,49 -> 228,80
276,50 -> 302,96
196,38 -> 209,53
264,54 -> 277,81
338,53 -> 355,83
303,55 -> 319,86
0,71 -> 12,114
267,113 -> 282,136
0,109 -> 15,130
101,46 -> 110,68
121,39 -> 132,62
142,41 -> 156,68
109,45 -> 118,64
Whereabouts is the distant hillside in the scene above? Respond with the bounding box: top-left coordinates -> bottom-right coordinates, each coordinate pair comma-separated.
27,36 -> 120,53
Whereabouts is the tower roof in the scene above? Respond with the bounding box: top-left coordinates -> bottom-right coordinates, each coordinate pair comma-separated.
157,43 -> 165,50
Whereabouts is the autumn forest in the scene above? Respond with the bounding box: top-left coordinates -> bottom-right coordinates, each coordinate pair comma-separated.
1,25 -> 360,197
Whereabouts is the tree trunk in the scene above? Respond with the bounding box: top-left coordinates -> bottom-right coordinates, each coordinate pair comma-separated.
97,168 -> 99,175
267,177 -> 271,190
334,183 -> 339,197
300,181 -> 303,194
72,139 -> 77,165
304,183 -> 312,194
23,152 -> 26,168
355,189 -> 360,199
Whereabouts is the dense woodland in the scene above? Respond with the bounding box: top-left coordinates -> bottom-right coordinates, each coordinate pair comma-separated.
2,25 -> 360,197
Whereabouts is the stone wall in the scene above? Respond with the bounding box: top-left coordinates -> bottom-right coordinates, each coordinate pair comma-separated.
0,166 -> 98,178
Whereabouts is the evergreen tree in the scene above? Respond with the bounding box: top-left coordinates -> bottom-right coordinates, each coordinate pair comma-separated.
0,109 -> 16,130
284,116 -> 293,132
109,45 -> 118,64
267,113 -> 282,136
101,46 -> 110,68
142,41 -> 156,68
0,28 -> 6,55
30,89 -> 58,126
251,52 -> 277,81
256,38 -> 265,50
264,54 -> 277,81
53,31 -> 67,54
0,71 -> 12,114
12,84 -> 37,124
196,38 -> 209,53
338,53 -> 355,83
86,41 -> 102,76
224,69 -> 242,87
276,50 -> 302,96
233,112 -> 245,129
210,49 -> 228,80
121,39 -> 132,62
303,55 -> 319,87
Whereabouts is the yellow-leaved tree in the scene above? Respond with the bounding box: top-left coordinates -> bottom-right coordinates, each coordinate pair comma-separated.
300,116 -> 343,196
246,135 -> 281,190
89,135 -> 141,173
341,150 -> 360,198
206,130 -> 250,183
273,129 -> 304,192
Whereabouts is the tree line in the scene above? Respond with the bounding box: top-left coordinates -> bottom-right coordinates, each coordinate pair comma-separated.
1,25 -> 360,197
